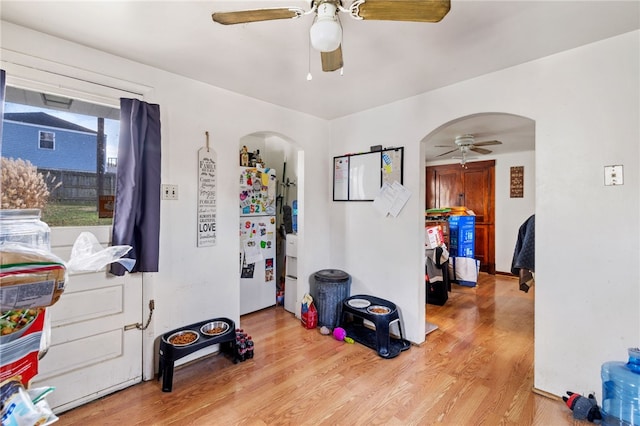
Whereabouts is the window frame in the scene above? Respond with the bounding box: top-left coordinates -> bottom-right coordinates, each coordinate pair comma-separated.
38,130 -> 55,150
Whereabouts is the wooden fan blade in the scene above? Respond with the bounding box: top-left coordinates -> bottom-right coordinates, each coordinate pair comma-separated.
473,140 -> 502,146
321,46 -> 343,72
437,148 -> 458,157
212,8 -> 303,25
470,147 -> 492,155
353,0 -> 450,22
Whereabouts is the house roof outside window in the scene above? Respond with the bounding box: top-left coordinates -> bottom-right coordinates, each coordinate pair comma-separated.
4,112 -> 97,134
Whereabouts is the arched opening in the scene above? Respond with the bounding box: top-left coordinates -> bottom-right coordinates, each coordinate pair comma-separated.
238,132 -> 303,317
420,112 -> 536,335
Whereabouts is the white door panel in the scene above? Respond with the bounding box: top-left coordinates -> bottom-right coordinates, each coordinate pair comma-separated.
47,279 -> 124,329
31,226 -> 142,413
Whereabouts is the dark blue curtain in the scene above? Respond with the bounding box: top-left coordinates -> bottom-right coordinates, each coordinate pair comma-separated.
0,69 -> 6,149
110,98 -> 161,275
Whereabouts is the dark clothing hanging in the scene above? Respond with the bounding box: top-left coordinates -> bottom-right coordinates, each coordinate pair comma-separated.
110,98 -> 161,276
0,69 -> 5,147
511,214 -> 535,292
426,246 -> 450,305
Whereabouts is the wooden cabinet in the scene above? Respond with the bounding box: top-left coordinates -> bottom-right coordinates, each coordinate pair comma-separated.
426,160 -> 496,274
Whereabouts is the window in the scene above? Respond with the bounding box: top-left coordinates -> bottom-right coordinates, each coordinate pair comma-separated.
39,131 -> 55,150
1,87 -> 120,227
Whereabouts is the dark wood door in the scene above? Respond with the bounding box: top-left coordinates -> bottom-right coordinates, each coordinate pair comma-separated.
426,160 -> 495,274
430,167 -> 463,207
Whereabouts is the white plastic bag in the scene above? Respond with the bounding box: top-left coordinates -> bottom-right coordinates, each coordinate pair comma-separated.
449,256 -> 480,287
66,232 -> 134,274
0,377 -> 58,426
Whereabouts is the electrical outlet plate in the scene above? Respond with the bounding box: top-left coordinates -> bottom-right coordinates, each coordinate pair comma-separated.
604,165 -> 623,186
162,184 -> 178,200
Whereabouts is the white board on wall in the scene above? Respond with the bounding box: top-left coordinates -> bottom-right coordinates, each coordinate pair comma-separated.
349,152 -> 380,200
333,147 -> 403,201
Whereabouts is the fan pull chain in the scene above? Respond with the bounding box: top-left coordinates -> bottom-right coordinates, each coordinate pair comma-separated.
339,19 -> 344,76
307,32 -> 313,81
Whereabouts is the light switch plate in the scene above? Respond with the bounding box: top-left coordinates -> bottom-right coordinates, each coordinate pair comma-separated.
162,184 -> 178,200
604,165 -> 623,186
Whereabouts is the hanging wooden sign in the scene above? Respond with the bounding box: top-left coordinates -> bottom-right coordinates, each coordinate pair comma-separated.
197,134 -> 217,247
510,166 -> 524,198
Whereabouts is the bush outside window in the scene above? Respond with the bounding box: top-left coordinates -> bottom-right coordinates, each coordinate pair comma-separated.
1,87 -> 119,227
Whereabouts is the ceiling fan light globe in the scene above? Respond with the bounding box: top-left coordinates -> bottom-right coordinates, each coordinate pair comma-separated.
310,19 -> 342,52
455,135 -> 475,146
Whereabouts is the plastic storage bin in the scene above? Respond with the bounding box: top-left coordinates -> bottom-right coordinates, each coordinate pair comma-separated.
601,347 -> 640,426
449,215 -> 475,258
0,209 -> 50,251
313,269 -> 351,329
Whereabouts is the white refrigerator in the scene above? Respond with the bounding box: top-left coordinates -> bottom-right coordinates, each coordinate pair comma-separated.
239,167 -> 277,315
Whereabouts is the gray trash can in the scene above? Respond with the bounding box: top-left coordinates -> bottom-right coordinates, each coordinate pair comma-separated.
313,269 -> 351,329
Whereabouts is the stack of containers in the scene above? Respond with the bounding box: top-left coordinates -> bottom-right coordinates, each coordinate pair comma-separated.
0,209 -> 51,251
448,215 -> 475,258
0,209 -> 56,395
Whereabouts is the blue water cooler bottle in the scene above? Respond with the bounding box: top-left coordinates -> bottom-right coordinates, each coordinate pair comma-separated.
601,347 -> 640,425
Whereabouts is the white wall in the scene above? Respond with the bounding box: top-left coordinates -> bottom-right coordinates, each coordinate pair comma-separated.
263,134 -> 299,216
494,151 -> 536,272
330,31 -> 639,396
0,21 -> 331,377
2,20 -> 637,399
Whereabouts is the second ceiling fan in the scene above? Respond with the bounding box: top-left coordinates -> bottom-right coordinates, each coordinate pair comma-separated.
436,134 -> 502,165
212,0 -> 451,72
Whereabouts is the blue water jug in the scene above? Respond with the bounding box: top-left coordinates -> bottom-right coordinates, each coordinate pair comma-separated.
601,347 -> 640,425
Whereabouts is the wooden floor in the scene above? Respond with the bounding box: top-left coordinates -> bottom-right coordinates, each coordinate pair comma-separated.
57,274 -> 580,425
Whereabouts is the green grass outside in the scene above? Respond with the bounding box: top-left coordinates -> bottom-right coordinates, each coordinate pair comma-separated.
42,202 -> 114,227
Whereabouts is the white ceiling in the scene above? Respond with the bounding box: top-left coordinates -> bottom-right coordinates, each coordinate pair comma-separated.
1,1 -> 638,160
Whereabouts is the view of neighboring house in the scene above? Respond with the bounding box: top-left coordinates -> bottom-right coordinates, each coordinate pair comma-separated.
2,111 -> 116,202
2,111 -> 98,172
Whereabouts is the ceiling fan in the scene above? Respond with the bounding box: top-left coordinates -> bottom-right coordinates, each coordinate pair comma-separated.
211,0 -> 451,72
436,134 -> 502,165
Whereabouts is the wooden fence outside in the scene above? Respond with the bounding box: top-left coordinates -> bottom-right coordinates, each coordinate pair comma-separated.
39,168 -> 116,202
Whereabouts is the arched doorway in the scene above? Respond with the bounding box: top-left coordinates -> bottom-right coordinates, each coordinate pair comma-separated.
238,132 -> 302,316
420,112 -> 536,332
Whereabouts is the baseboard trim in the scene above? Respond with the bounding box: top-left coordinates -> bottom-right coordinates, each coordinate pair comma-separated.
532,387 -> 561,401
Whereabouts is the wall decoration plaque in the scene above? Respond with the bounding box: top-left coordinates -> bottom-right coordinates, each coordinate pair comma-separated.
510,166 -> 524,198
